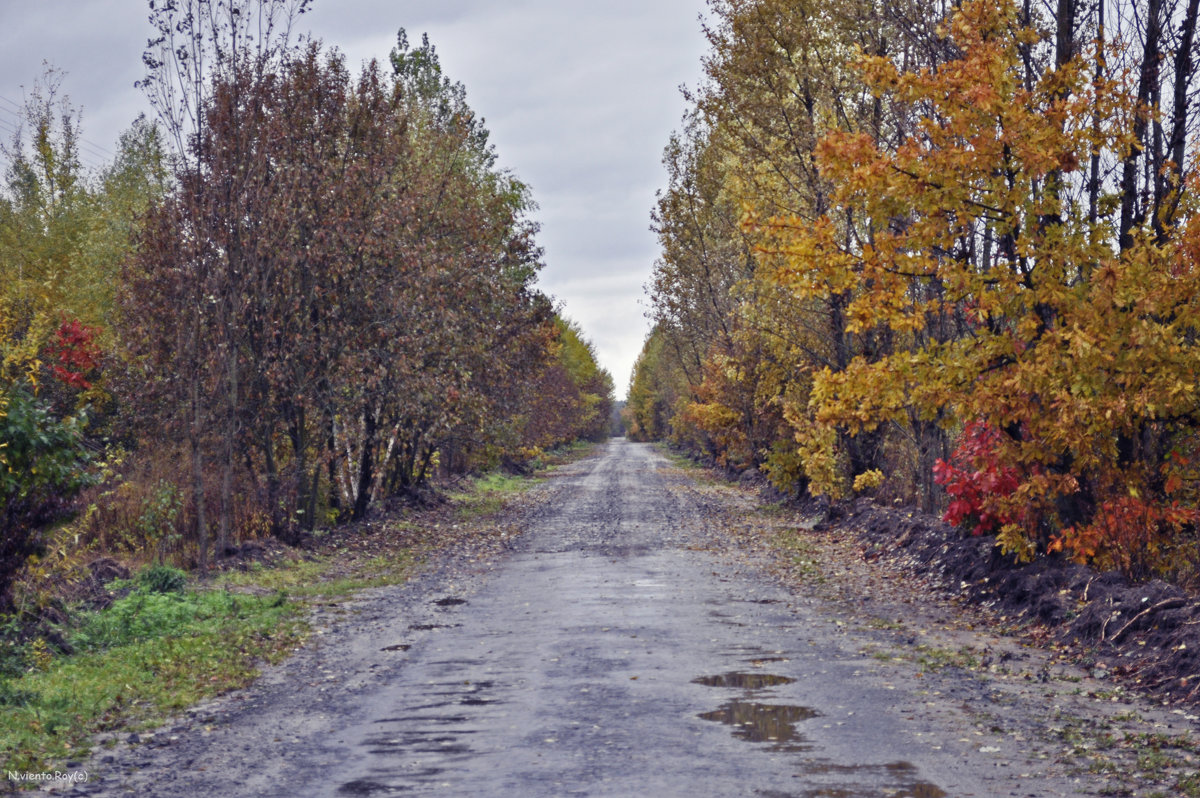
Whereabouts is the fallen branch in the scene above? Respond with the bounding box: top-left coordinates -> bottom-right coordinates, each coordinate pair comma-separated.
1181,675 -> 1200,704
1108,598 -> 1188,645
1101,611 -> 1120,641
1143,670 -> 1200,691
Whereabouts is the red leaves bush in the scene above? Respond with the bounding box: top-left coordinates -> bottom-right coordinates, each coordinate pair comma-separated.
935,421 -> 1200,579
932,420 -> 1019,536
47,319 -> 101,390
1052,496 -> 1200,577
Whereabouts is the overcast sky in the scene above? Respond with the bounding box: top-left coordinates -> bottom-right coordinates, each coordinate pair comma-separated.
0,0 -> 711,396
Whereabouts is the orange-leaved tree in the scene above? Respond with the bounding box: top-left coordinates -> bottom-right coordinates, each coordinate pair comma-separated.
752,0 -> 1200,573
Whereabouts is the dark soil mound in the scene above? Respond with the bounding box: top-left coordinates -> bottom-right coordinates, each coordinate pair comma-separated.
68,557 -> 132,611
822,499 -> 1200,705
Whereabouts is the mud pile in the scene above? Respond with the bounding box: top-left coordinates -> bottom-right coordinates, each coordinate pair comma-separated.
821,499 -> 1200,705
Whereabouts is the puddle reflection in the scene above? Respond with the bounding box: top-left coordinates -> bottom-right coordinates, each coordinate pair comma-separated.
693,671 -> 796,689
699,699 -> 819,750
692,672 -> 947,798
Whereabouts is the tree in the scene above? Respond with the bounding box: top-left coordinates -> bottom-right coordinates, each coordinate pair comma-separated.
125,23 -> 577,547
0,72 -> 89,325
136,0 -> 313,568
643,0 -> 952,499
753,0 -> 1200,571
0,69 -> 171,608
626,326 -> 690,444
0,385 -> 91,614
0,295 -> 94,612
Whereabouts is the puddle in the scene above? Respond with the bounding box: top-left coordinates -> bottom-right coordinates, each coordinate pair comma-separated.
747,656 -> 789,666
399,700 -> 457,711
433,597 -> 466,606
458,681 -> 496,706
338,766 -> 445,794
404,743 -> 472,755
693,672 -> 795,689
337,779 -> 392,795
698,699 -> 818,750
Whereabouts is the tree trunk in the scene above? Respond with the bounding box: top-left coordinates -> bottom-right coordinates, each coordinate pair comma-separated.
1163,0 -> 1199,234
190,368 -> 208,577
1119,0 -> 1163,250
1054,0 -> 1077,68
352,402 -> 377,521
327,412 -> 342,517
1088,0 -> 1105,227
263,425 -> 282,537
219,335 -> 237,556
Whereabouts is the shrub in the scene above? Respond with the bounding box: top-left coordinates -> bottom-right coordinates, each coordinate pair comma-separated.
136,564 -> 187,594
932,420 -> 1020,536
0,387 -> 93,612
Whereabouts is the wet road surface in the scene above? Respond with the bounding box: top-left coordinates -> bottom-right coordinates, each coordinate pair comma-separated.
83,440 -> 1084,797
310,442 -> 1005,796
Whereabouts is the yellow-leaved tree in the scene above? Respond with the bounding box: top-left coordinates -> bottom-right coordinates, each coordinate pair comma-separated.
753,0 -> 1200,574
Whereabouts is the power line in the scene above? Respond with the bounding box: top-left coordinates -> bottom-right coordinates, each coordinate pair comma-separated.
78,140 -> 113,161
0,92 -> 117,171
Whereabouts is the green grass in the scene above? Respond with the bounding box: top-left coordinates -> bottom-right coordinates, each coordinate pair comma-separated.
215,557 -> 331,594
447,470 -> 536,519
659,448 -> 728,488
662,449 -> 702,470
0,540 -> 416,775
0,585 -> 305,774
542,439 -> 597,462
215,550 -> 416,598
913,643 -> 980,671
865,617 -> 906,631
1045,712 -> 1200,796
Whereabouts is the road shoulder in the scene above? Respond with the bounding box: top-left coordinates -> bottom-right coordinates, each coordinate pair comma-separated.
665,455 -> 1200,797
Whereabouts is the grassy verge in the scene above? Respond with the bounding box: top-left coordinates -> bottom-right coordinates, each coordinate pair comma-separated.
215,544 -> 418,599
0,577 -> 306,774
445,441 -> 599,519
0,447 -> 595,780
447,471 -> 533,519
661,449 -> 705,473
772,527 -> 825,583
657,446 -> 730,490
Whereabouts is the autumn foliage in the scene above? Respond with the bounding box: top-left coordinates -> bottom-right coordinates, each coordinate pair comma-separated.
0,2 -> 612,609
47,319 -> 100,390
635,0 -> 1200,580
931,422 -> 1020,538
117,23 -> 612,563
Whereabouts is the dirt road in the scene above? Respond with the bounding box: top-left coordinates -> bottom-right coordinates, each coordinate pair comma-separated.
64,441 -> 1188,796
